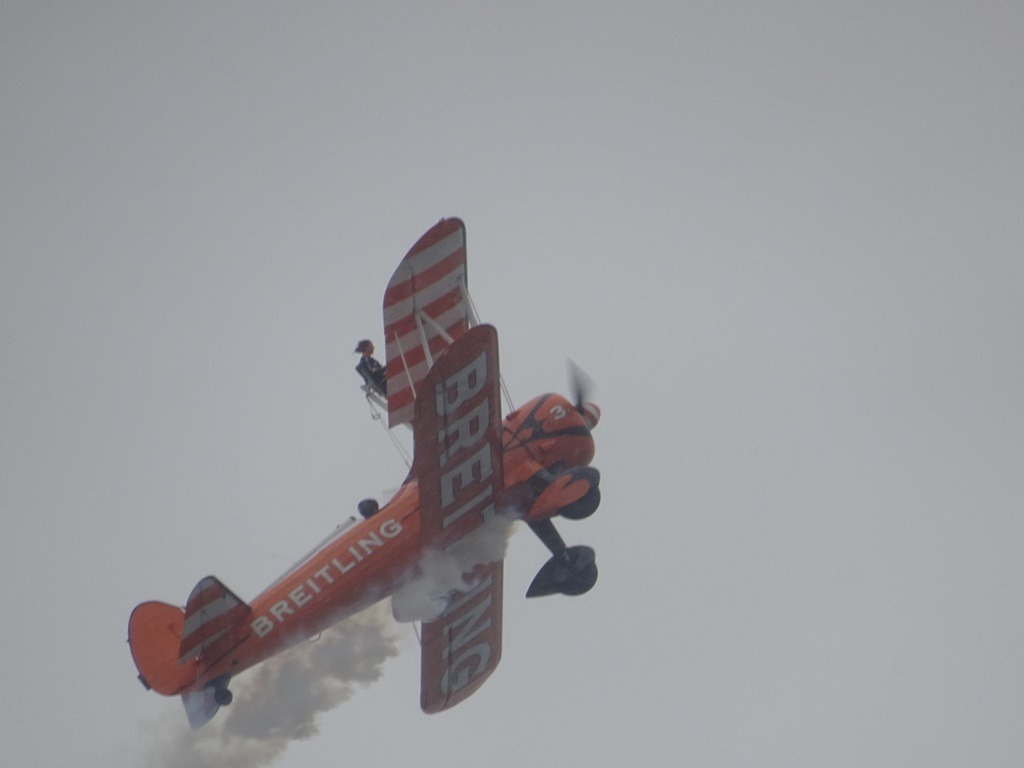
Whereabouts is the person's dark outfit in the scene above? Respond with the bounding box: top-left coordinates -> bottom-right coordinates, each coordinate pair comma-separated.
356,355 -> 387,395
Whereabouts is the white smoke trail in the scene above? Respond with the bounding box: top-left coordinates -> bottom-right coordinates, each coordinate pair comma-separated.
131,603 -> 401,768
390,512 -> 515,623
128,513 -> 519,768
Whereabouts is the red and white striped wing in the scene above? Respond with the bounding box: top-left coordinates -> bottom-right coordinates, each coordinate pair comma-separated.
383,218 -> 471,428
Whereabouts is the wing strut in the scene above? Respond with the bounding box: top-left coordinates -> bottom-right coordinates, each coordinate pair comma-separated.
417,308 -> 457,346
413,312 -> 435,370
459,278 -> 480,327
390,330 -> 418,400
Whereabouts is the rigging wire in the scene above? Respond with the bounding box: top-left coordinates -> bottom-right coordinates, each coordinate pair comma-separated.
362,283 -> 515,471
367,394 -> 412,468
464,285 -> 517,416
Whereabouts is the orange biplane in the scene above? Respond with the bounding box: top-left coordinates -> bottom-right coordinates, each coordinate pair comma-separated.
127,218 -> 602,728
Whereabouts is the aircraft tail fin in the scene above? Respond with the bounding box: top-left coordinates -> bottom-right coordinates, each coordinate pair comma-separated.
128,601 -> 199,695
129,577 -> 251,729
178,575 -> 252,663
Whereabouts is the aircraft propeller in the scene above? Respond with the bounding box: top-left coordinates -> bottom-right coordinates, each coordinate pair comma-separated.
568,359 -> 600,429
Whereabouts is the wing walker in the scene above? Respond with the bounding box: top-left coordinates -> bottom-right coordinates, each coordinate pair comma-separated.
127,218 -> 603,727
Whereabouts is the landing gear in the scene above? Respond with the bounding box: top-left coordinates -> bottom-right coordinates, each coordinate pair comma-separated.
208,675 -> 233,707
559,483 -> 601,521
526,519 -> 598,598
525,465 -> 602,522
213,687 -> 233,706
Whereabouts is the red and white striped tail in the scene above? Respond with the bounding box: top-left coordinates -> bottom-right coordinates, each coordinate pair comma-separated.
178,576 -> 251,663
383,218 -> 471,428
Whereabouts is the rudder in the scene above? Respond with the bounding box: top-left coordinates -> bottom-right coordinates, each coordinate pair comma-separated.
178,575 -> 251,664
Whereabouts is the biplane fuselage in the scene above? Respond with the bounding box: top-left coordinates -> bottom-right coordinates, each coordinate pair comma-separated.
128,219 -> 602,727
208,392 -> 595,679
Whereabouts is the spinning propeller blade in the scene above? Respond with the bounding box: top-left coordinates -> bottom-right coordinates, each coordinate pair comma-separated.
568,359 -> 593,413
568,359 -> 600,429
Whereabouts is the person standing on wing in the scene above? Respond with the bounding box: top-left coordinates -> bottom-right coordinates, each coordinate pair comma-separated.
354,339 -> 387,395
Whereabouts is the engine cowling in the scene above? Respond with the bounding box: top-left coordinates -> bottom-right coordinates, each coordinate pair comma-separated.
501,394 -> 596,484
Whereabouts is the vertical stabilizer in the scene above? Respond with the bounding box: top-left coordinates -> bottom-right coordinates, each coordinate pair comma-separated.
179,576 -> 252,663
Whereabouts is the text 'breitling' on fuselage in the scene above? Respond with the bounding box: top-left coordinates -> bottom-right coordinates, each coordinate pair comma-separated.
249,517 -> 402,639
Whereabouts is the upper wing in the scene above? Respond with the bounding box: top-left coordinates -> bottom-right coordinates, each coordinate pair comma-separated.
411,325 -> 505,713
383,218 -> 471,428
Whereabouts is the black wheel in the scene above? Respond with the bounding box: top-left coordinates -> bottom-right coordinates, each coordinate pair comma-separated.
214,687 -> 233,706
560,560 -> 598,596
526,545 -> 598,598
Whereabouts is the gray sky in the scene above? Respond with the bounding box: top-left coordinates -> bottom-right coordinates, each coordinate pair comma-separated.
3,3 -> 1022,766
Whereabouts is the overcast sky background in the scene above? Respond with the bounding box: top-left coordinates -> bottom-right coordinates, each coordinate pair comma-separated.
3,3 -> 1022,767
